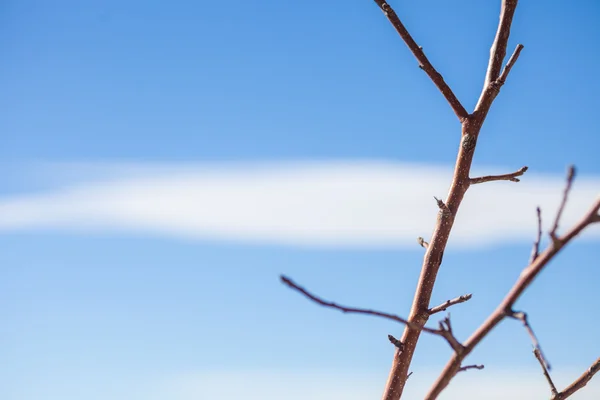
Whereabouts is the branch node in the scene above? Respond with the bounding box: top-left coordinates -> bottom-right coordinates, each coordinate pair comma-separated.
417,236 -> 429,249
388,334 -> 404,350
438,314 -> 465,354
434,196 -> 452,216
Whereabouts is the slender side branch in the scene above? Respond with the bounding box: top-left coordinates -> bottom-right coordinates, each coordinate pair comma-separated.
509,311 -> 550,370
530,207 -> 543,263
497,44 -> 525,85
550,165 -> 576,242
429,294 -> 472,315
534,348 -> 558,397
373,1 -> 468,121
281,275 -> 469,356
555,357 -> 600,400
469,166 -> 528,185
280,275 -> 447,337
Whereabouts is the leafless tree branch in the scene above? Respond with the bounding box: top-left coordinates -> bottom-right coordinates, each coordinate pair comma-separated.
379,2 -> 523,398
281,275 -> 466,352
530,207 -> 543,263
534,348 -> 559,397
469,166 -> 528,185
555,357 -> 600,400
509,311 -> 551,370
550,165 -> 576,243
497,44 -> 525,85
372,1 -> 468,121
281,275 -> 452,338
425,169 -> 600,399
429,294 -> 472,315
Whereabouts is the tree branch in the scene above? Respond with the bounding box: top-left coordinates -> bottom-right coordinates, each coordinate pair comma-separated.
281,275 -> 446,336
534,348 -> 558,397
550,165 -> 576,243
281,275 -> 466,351
529,206 -> 542,263
469,166 -> 528,185
497,44 -> 525,85
429,294 -> 472,315
509,311 -> 550,370
372,1 -> 468,121
424,169 -> 600,399
381,2 -> 522,398
555,357 -> 600,400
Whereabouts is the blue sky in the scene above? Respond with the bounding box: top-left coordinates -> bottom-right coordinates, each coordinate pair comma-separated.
1,1 -> 599,399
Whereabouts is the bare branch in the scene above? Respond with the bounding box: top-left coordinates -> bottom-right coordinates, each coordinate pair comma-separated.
429,294 -> 472,315
281,275 -> 469,360
497,44 -> 525,85
529,207 -> 542,263
555,357 -> 600,400
473,0 -> 520,119
381,3 -> 521,397
509,311 -> 551,370
281,275 -> 443,336
417,236 -> 429,249
425,172 -> 600,399
534,348 -> 558,397
469,166 -> 528,185
458,364 -> 485,373
484,0 -> 519,87
372,1 -> 468,121
550,165 -> 576,242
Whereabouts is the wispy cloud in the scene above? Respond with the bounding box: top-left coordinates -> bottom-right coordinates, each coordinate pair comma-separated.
0,161 -> 598,248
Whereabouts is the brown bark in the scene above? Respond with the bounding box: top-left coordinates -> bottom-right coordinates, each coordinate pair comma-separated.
381,2 -> 521,398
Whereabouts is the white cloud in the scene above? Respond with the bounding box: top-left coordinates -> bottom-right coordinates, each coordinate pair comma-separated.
0,161 -> 597,248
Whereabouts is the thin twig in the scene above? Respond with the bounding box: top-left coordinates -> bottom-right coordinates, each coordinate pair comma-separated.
550,165 -> 576,242
534,348 -> 558,397
555,357 -> 600,400
497,44 -> 525,85
458,364 -> 484,373
429,294 -> 472,315
280,275 -> 445,336
373,1 -> 468,121
529,207 -> 542,263
469,166 -> 528,185
509,311 -> 550,370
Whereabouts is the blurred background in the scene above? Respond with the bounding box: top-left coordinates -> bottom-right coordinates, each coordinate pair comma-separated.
1,1 -> 599,399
